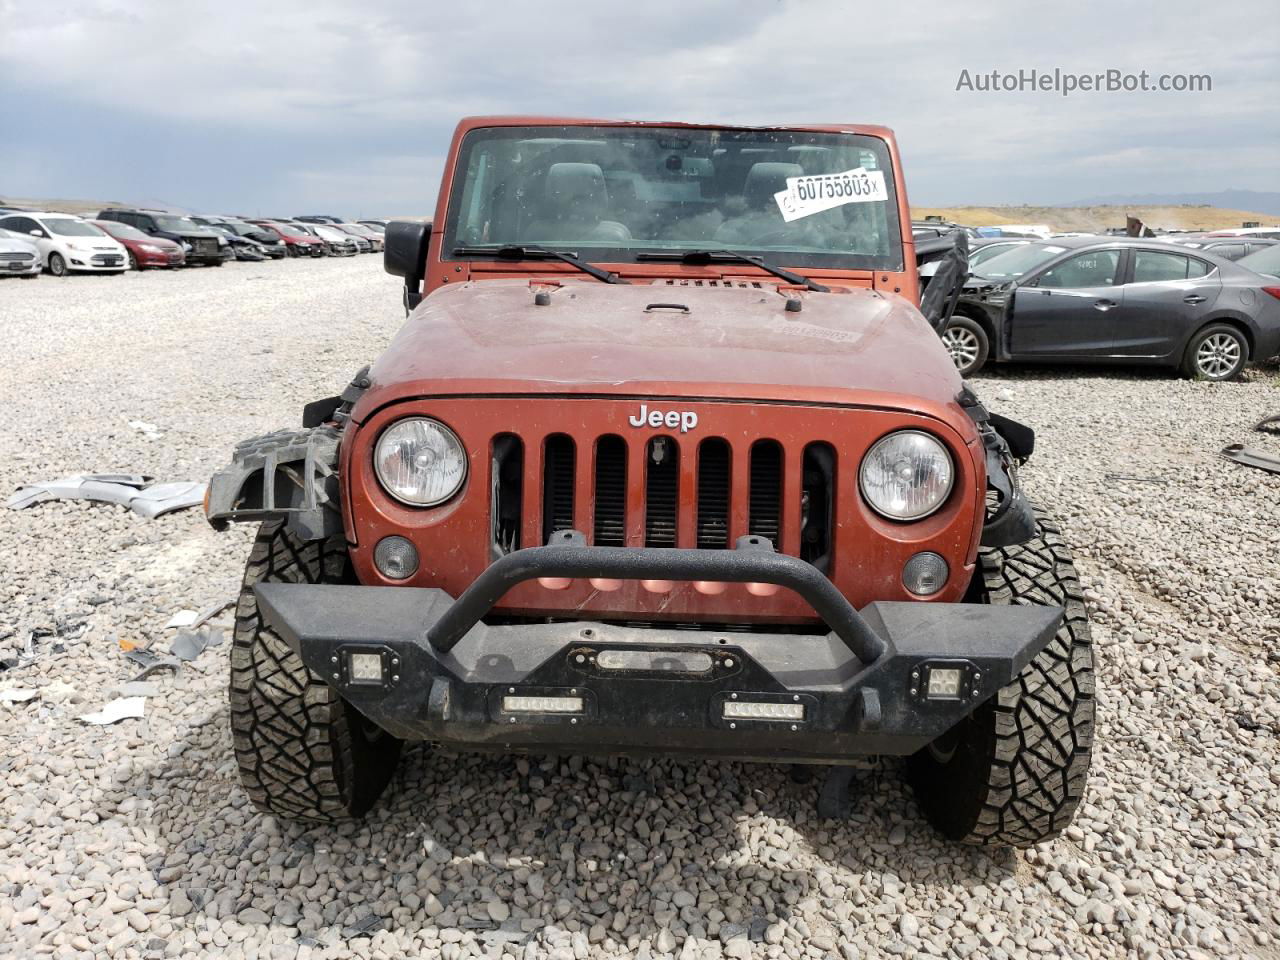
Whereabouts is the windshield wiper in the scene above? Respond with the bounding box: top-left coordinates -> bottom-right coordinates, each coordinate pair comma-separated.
453,244 -> 626,284
635,250 -> 829,292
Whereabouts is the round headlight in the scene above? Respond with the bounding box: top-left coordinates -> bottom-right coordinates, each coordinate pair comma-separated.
859,430 -> 954,520
374,418 -> 467,506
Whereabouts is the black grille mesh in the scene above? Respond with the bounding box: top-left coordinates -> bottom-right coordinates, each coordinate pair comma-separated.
593,436 -> 627,546
748,440 -> 783,549
542,435 -> 576,545
644,438 -> 679,547
696,438 -> 731,549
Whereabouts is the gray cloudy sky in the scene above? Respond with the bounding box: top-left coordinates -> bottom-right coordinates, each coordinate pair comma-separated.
1,0 -> 1275,216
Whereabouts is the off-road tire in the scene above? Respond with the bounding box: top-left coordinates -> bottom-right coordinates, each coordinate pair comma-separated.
1180,323 -> 1247,381
229,521 -> 403,821
941,316 -> 990,376
908,513 -> 1095,847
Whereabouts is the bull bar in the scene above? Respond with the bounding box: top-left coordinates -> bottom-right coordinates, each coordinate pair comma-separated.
254,532 -> 1063,761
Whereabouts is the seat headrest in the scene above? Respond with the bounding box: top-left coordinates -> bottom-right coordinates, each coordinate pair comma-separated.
545,163 -> 608,210
743,162 -> 804,208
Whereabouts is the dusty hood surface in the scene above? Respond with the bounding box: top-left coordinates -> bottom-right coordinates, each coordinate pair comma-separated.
357,279 -> 964,419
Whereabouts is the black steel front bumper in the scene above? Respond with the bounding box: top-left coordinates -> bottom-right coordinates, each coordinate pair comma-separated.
255,533 -> 1062,762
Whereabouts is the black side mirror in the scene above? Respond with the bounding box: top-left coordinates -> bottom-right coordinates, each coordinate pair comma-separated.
384,220 -> 431,312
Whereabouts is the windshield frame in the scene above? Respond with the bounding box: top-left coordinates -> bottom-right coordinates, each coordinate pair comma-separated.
440,123 -> 905,273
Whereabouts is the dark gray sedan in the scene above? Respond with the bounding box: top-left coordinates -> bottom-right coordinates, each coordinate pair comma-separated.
942,237 -> 1280,380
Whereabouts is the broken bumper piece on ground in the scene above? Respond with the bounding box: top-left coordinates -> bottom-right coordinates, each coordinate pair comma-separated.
1221,444 -> 1280,475
4,474 -> 207,518
253,533 -> 1064,760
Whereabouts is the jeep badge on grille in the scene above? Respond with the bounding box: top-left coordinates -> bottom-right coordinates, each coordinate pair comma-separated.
628,404 -> 698,433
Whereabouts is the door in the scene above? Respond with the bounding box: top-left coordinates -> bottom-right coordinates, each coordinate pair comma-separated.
9,216 -> 53,265
1007,248 -> 1123,356
1111,250 -> 1220,358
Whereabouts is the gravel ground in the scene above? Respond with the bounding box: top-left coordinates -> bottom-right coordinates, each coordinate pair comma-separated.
2,258 -> 1279,960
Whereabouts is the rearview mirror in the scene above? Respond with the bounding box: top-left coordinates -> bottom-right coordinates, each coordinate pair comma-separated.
384,220 -> 432,312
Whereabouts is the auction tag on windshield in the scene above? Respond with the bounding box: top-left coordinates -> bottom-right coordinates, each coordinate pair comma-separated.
774,167 -> 887,222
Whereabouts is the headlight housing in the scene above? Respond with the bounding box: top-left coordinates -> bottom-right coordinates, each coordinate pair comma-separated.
859,430 -> 954,520
374,417 -> 467,506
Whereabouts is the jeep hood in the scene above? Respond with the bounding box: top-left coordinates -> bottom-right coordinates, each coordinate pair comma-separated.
354,279 -> 965,422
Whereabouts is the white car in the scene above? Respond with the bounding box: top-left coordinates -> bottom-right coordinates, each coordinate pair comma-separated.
0,211 -> 128,276
0,227 -> 42,278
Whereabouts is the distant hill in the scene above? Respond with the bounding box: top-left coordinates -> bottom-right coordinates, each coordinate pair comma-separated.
0,195 -> 192,215
1059,191 -> 1280,218
912,204 -> 1279,234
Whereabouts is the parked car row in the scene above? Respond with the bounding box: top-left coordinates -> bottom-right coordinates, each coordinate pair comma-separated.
938,235 -> 1280,381
0,207 -> 389,276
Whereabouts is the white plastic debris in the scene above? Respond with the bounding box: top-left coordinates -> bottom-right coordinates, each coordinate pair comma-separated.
995,387 -> 1015,402
0,688 -> 39,703
165,610 -> 199,629
128,420 -> 162,438
4,474 -> 206,518
77,697 -> 146,725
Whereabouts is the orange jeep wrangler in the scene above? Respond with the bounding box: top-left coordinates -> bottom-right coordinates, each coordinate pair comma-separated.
208,117 -> 1094,846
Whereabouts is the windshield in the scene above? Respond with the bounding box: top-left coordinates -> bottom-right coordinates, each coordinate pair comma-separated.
226,221 -> 263,237
45,218 -> 107,237
969,242 -> 1024,267
443,125 -> 903,271
96,221 -> 148,240
314,226 -> 344,240
974,243 -> 1071,280
153,215 -> 201,232
271,223 -> 307,237
1238,244 -> 1280,277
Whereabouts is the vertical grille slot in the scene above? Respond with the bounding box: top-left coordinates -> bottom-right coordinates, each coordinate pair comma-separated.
593,435 -> 627,546
748,439 -> 783,549
696,438 -> 731,549
542,434 -> 576,545
801,442 -> 835,572
491,434 -> 523,556
644,437 -> 679,547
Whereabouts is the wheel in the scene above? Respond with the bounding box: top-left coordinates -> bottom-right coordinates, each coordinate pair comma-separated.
213,258 -> 225,267
48,252 -> 68,277
908,512 -> 1095,847
941,316 -> 989,376
1181,323 -> 1247,381
230,521 -> 403,821
128,250 -> 138,270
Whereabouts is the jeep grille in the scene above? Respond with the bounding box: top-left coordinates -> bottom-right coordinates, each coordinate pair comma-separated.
492,432 -> 835,573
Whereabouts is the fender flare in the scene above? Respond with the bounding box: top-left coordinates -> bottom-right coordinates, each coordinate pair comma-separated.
206,426 -> 343,541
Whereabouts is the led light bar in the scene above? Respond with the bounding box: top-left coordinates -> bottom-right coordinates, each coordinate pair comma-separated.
722,700 -> 805,721
502,695 -> 584,715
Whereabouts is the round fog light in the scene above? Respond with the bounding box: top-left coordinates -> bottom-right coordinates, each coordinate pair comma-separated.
375,536 -> 419,580
903,552 -> 948,596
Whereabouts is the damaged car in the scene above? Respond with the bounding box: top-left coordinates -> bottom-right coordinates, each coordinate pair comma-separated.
941,237 -> 1280,380
207,116 -> 1095,847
